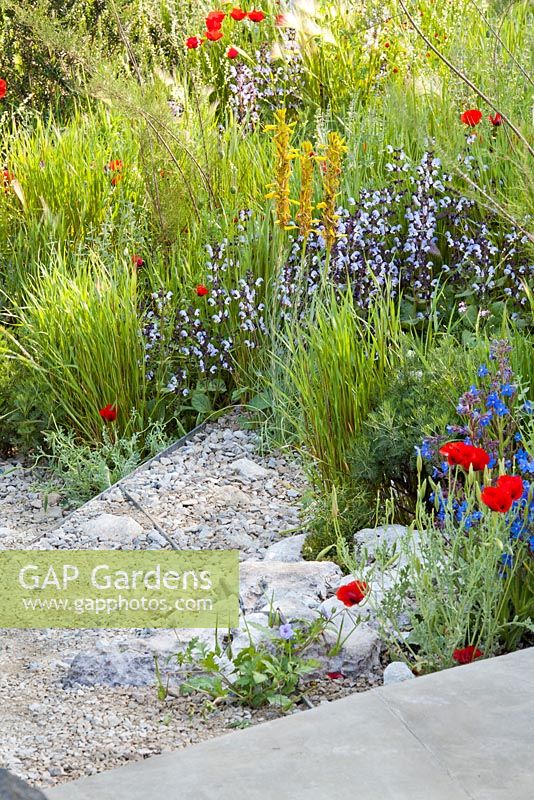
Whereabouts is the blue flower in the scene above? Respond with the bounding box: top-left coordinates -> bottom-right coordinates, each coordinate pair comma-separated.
529,536 -> 534,553
501,383 -> 515,397
278,623 -> 295,640
523,400 -> 533,414
477,364 -> 489,377
486,392 -> 499,408
514,432 -> 522,443
510,517 -> 527,539
419,440 -> 433,460
495,401 -> 509,417
500,553 -> 513,568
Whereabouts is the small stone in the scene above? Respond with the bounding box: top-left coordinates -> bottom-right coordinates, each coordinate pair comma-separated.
229,458 -> 269,480
78,514 -> 143,545
383,661 -> 415,685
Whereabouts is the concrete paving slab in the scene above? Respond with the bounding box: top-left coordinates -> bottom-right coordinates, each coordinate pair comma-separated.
47,648 -> 534,800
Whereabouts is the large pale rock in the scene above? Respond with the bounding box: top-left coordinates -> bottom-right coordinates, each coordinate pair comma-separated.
0,769 -> 48,799
240,560 -> 343,618
0,527 -> 16,538
229,458 -> 269,480
79,513 -> 143,545
353,524 -> 410,557
322,622 -> 382,676
264,533 -> 307,562
316,597 -> 381,676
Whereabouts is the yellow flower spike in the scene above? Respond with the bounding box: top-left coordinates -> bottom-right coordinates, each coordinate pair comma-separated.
266,108 -> 295,229
321,131 -> 348,251
296,140 -> 315,240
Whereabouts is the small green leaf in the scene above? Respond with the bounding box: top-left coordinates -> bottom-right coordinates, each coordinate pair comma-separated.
191,391 -> 212,414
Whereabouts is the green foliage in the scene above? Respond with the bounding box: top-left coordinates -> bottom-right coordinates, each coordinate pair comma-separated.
347,338 -> 480,519
163,614 -> 330,712
268,289 -> 404,487
43,413 -> 171,503
301,335 -> 479,560
6,259 -> 151,441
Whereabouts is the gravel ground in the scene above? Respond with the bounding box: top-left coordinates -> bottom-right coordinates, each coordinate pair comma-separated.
0,415 -> 381,790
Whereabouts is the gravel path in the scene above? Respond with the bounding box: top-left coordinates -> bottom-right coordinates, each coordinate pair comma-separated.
0,415 -> 382,790
36,415 -> 305,554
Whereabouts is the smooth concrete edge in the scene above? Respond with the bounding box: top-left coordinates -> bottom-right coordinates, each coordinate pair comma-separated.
45,647 -> 534,800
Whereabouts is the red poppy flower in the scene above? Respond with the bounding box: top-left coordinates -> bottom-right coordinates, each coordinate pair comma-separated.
186,36 -> 202,49
206,29 -> 224,41
326,671 -> 344,680
496,475 -> 523,502
453,645 -> 483,664
227,47 -> 239,59
247,10 -> 265,22
0,79 -> 6,99
439,441 -> 466,466
196,284 -> 209,297
464,445 -> 490,472
481,485 -> 513,513
99,404 -> 117,423
230,8 -> 246,20
275,14 -> 287,26
206,10 -> 226,31
132,254 -> 144,269
489,112 -> 503,126
439,442 -> 489,471
335,580 -> 368,607
460,109 -> 482,127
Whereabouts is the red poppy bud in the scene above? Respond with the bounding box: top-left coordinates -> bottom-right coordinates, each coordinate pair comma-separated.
481,486 -> 513,513
230,8 -> 246,20
247,10 -> 265,22
453,645 -> 483,665
489,112 -> 503,126
460,109 -> 482,127
196,284 -> 209,297
186,36 -> 202,49
107,159 -> 123,172
496,475 -> 523,502
206,29 -> 224,41
326,672 -> 344,680
275,14 -> 287,26
99,404 -> 117,423
0,79 -> 7,99
335,580 -> 368,607
2,169 -> 14,190
227,46 -> 239,59
132,254 -> 144,269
